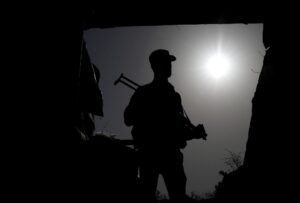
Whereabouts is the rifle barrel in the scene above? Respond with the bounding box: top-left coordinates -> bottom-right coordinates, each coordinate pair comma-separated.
119,80 -> 137,90
121,75 -> 140,88
114,73 -> 139,90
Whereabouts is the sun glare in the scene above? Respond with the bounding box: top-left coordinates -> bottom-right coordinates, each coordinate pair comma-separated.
206,53 -> 231,79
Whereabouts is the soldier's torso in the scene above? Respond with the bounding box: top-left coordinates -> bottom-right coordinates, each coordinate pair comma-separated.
132,82 -> 185,150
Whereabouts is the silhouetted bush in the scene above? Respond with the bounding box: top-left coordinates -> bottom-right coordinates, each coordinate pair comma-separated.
213,150 -> 245,201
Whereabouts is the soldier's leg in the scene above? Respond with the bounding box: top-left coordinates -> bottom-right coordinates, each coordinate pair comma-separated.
161,152 -> 187,201
139,159 -> 159,202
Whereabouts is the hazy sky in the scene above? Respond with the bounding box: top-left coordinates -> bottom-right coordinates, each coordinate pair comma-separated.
84,24 -> 265,196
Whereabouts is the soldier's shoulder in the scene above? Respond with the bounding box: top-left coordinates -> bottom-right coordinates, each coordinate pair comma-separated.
136,83 -> 154,92
130,84 -> 150,99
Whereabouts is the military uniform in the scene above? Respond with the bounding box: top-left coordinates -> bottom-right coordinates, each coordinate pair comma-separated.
124,79 -> 187,201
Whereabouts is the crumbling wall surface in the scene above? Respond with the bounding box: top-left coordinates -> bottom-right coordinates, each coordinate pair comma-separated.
243,19 -> 296,200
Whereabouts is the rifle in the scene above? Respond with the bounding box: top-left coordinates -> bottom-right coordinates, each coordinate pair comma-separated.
114,73 -> 207,141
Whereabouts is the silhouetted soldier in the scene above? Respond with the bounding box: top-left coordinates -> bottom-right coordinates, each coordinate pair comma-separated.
124,49 -> 188,202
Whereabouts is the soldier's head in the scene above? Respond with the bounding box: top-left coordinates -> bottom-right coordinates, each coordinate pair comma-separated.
149,49 -> 176,79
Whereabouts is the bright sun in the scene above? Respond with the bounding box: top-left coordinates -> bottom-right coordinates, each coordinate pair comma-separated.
206,53 -> 231,79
